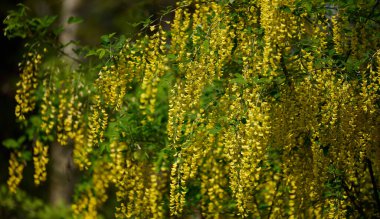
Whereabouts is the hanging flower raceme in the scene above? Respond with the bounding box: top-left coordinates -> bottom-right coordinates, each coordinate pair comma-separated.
15,51 -> 43,121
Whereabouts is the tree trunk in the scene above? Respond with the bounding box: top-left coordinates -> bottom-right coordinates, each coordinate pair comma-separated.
49,0 -> 81,206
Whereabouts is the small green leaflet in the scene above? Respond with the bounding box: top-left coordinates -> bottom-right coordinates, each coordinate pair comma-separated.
67,16 -> 83,24
2,136 -> 25,149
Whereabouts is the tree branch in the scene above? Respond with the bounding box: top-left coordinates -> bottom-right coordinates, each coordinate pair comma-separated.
365,157 -> 380,213
341,180 -> 365,216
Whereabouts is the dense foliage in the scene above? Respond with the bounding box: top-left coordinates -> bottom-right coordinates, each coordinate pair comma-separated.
3,0 -> 380,218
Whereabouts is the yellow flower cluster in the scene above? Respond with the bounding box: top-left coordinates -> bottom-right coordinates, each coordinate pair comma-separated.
72,125 -> 90,170
40,79 -> 56,136
86,38 -> 149,155
145,169 -> 165,219
96,65 -> 127,110
331,14 -> 344,55
139,27 -> 169,123
166,1 -> 380,217
166,6 -> 191,144
168,1 -> 234,144
72,191 -> 98,219
200,149 -> 228,218
15,52 -> 42,120
57,87 -> 81,145
170,129 -> 210,215
260,0 -> 298,78
72,140 -> 166,218
86,96 -> 108,163
114,157 -> 146,218
33,140 -> 49,185
167,4 -> 242,214
72,160 -> 112,218
7,152 -> 25,193
169,155 -> 188,216
92,161 -> 113,206
361,50 -> 380,114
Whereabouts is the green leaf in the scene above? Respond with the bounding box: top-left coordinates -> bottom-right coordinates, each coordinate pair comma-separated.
17,136 -> 26,145
53,26 -> 64,35
26,127 -> 34,141
39,15 -> 57,28
85,49 -> 98,58
274,75 -> 286,85
256,77 -> 271,84
100,33 -> 116,46
202,40 -> 209,52
167,54 -> 177,60
30,115 -> 41,127
99,143 -> 110,154
142,16 -> 153,29
2,139 -> 19,149
21,151 -> 32,161
67,16 -> 83,24
231,73 -> 247,85
115,35 -> 126,50
100,35 -> 110,45
209,124 -> 222,134
279,5 -> 291,13
97,48 -> 106,59
304,2 -> 312,13
160,5 -> 173,15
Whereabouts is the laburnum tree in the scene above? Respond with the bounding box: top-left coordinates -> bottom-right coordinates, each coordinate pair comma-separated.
2,0 -> 380,218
